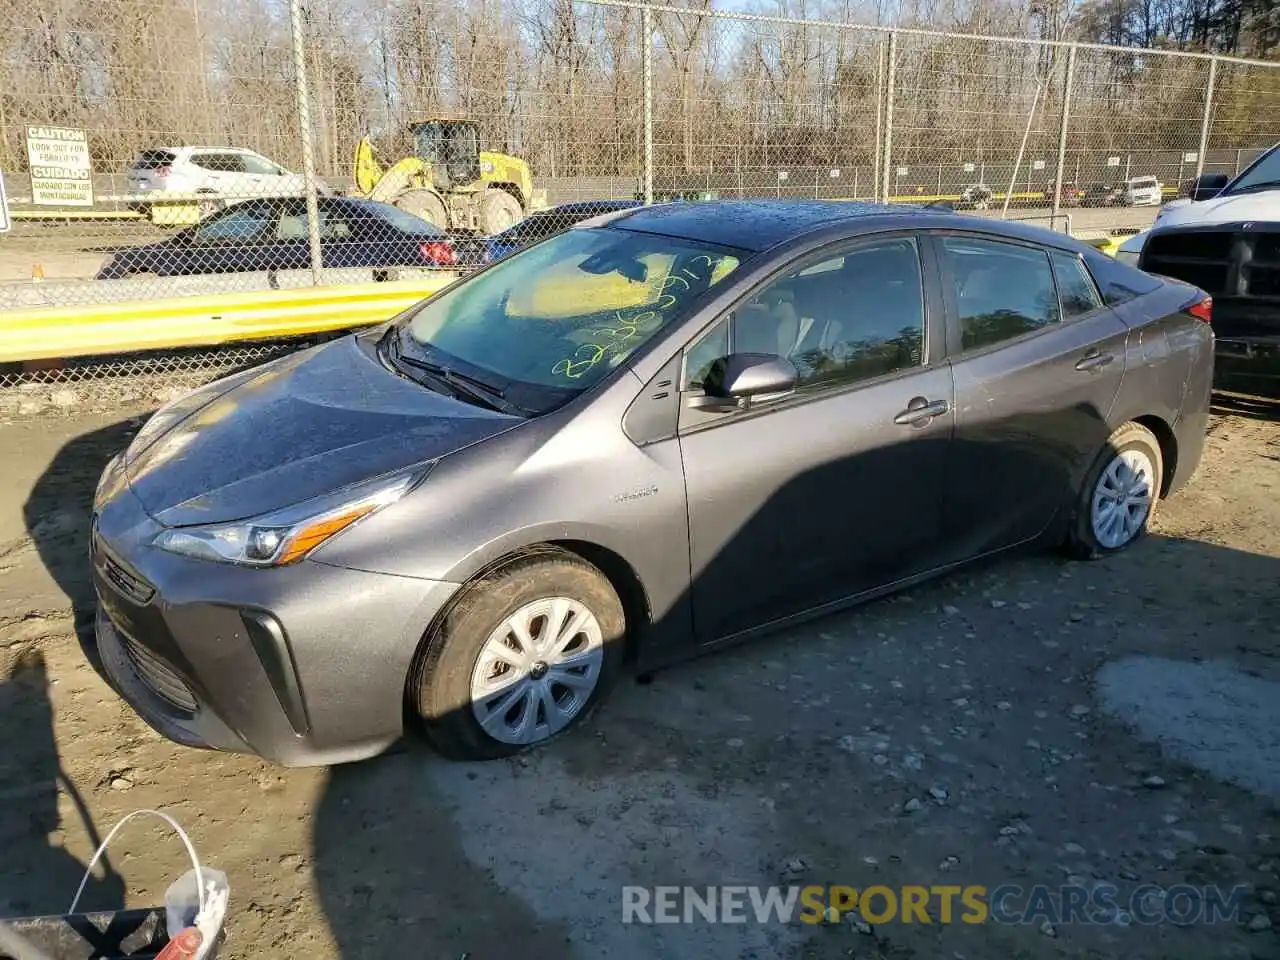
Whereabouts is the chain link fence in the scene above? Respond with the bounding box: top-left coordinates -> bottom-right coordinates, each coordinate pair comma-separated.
1,0 -> 1279,405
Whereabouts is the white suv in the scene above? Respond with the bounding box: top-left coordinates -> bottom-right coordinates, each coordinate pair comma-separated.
1123,176 -> 1164,207
127,146 -> 307,216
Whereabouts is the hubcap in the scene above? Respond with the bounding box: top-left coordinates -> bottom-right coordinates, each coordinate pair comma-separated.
1090,448 -> 1155,549
470,597 -> 604,745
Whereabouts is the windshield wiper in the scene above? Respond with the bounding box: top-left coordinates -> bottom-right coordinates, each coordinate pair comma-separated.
392,329 -> 525,416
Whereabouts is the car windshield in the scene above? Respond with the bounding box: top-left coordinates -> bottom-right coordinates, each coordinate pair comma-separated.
401,226 -> 744,410
1226,146 -> 1280,194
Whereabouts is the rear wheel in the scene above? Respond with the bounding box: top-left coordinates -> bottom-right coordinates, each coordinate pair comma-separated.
409,552 -> 625,760
196,195 -> 225,219
478,189 -> 524,234
396,189 -> 448,229
1066,422 -> 1163,560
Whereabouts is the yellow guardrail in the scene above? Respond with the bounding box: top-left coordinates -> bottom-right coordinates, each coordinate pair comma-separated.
0,276 -> 454,363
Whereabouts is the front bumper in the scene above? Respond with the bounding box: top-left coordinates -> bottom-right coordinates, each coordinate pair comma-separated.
90,482 -> 460,767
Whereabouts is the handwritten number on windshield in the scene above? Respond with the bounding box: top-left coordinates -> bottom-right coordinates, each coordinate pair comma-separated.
550,260 -> 725,380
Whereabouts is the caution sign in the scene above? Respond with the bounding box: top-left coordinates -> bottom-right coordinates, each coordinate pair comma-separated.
26,126 -> 94,206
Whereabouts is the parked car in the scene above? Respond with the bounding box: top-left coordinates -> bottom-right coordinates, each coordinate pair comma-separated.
127,146 -> 321,217
1081,183 -> 1125,207
1045,181 -> 1083,206
1121,176 -> 1163,207
90,200 -> 1213,766
1120,141 -> 1280,387
96,196 -> 458,278
452,199 -> 645,267
958,183 -> 993,210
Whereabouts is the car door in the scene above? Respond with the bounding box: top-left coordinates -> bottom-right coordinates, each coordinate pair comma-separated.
186,151 -> 234,196
932,233 -> 1129,561
677,233 -> 955,643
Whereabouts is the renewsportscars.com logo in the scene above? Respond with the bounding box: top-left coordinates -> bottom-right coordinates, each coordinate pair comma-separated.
622,884 -> 1250,927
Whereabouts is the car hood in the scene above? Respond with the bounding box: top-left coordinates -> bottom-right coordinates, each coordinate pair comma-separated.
1120,188 -> 1280,256
1154,188 -> 1280,230
126,335 -> 520,527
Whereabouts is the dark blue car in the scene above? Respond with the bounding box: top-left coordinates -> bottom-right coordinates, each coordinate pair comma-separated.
96,196 -> 459,279
451,199 -> 644,267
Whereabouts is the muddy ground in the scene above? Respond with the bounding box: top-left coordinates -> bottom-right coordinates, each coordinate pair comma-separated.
0,393 -> 1277,960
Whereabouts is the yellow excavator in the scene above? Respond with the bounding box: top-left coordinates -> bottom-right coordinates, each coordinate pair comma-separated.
352,118 -> 540,233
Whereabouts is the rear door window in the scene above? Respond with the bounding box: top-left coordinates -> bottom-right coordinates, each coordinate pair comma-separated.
1050,251 -> 1103,318
940,236 -> 1060,351
190,152 -> 234,172
133,150 -> 176,170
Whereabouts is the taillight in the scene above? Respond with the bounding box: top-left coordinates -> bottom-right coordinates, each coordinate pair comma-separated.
420,241 -> 457,266
1187,295 -> 1212,324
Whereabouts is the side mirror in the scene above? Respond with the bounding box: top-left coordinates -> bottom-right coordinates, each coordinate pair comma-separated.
1191,173 -> 1228,201
687,353 -> 798,412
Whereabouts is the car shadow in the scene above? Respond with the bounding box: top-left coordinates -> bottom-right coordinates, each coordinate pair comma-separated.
0,649 -> 125,919
23,417 -> 144,677
306,532 -> 1279,960
19,396 -> 1274,958
308,419 -> 1210,958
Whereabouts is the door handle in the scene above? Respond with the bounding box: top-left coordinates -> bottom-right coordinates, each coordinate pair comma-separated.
1075,350 -> 1114,372
894,397 -> 950,426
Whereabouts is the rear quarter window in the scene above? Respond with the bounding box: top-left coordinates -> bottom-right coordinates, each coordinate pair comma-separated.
1082,250 -> 1162,306
133,150 -> 176,169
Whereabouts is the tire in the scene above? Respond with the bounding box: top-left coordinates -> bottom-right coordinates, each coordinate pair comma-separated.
409,551 -> 626,760
396,189 -> 448,229
1065,422 -> 1164,560
478,189 -> 524,235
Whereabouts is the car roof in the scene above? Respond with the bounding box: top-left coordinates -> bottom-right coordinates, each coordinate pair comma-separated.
602,198 -> 1092,254
139,146 -> 258,155
606,200 -> 922,251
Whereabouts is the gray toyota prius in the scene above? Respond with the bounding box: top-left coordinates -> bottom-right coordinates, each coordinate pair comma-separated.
90,200 -> 1214,765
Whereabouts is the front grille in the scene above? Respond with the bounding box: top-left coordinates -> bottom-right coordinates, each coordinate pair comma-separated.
1143,225 -> 1280,305
119,631 -> 198,713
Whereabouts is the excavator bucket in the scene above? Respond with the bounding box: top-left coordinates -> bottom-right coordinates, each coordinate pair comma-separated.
353,137 -> 384,196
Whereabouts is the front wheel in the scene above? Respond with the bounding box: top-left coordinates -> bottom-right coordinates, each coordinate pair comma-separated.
1065,422 -> 1163,560
409,552 -> 626,760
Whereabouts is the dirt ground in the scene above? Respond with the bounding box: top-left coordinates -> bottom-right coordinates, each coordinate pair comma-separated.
0,392 -> 1277,960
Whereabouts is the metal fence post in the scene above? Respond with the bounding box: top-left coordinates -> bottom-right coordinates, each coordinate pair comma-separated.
641,3 -> 654,205
1051,45 -> 1077,230
872,37 -> 884,202
881,32 -> 897,204
289,0 -> 323,286
1196,57 -> 1218,181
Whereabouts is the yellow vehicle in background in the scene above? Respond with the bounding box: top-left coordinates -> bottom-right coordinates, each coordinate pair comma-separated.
352,118 -> 540,234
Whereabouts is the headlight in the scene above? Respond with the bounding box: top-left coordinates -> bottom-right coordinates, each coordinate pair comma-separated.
1115,250 -> 1141,267
152,467 -> 426,567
